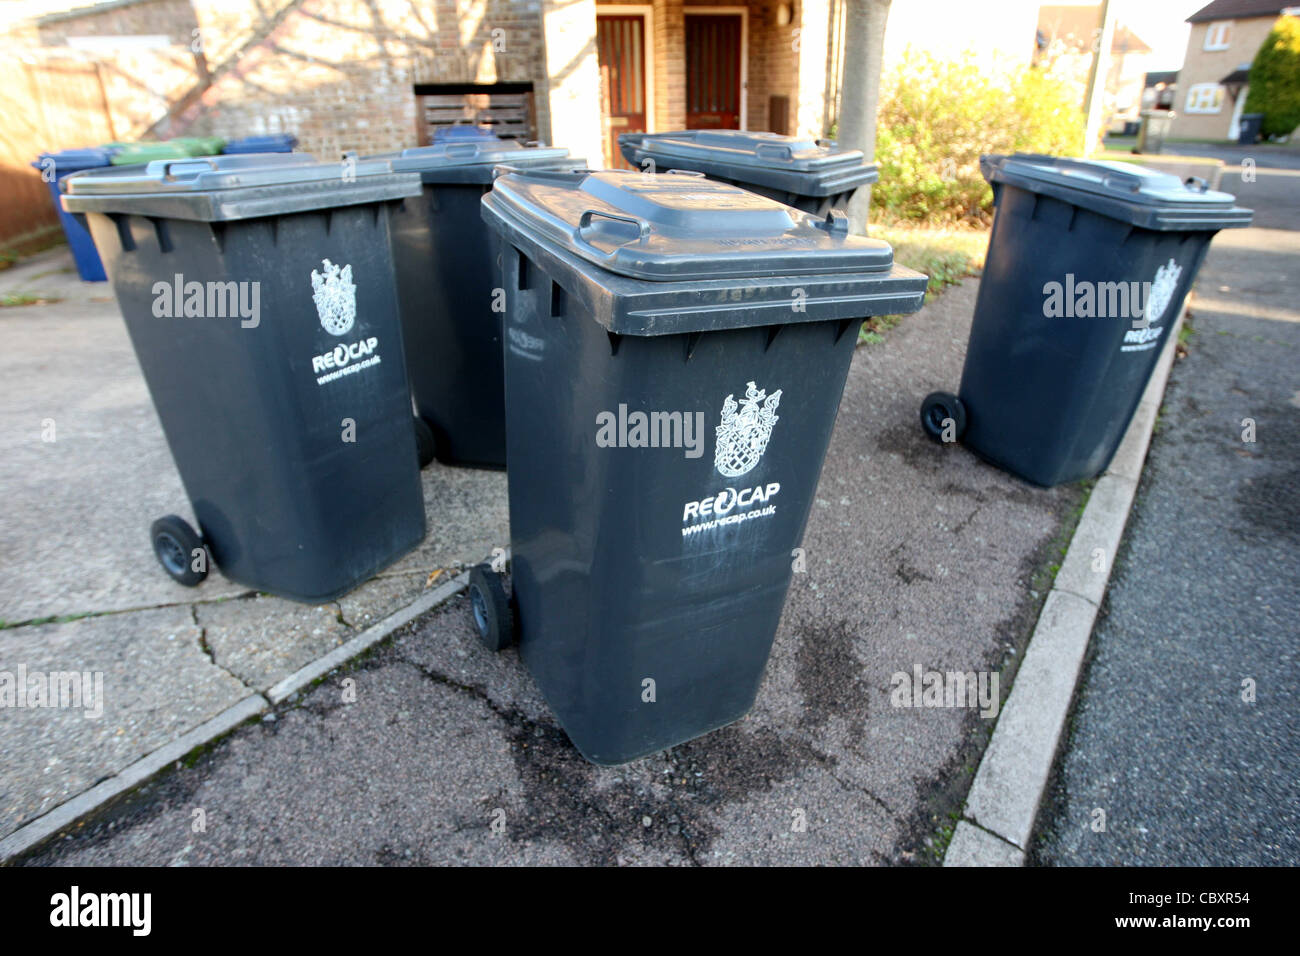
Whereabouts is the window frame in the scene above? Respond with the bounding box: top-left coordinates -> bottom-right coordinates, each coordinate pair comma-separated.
1185,82 -> 1225,114
1203,20 -> 1233,51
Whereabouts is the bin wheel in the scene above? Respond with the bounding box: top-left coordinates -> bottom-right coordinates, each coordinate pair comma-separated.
921,391 -> 967,444
468,563 -> 514,652
150,515 -> 208,587
414,416 -> 436,469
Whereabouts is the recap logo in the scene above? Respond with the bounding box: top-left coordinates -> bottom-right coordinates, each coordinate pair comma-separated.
311,337 -> 378,374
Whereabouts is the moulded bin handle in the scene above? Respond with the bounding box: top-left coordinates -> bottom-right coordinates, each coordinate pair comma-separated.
1184,176 -> 1209,193
492,163 -> 586,182
755,143 -> 795,161
445,143 -> 481,159
664,168 -> 706,177
159,158 -> 218,182
813,208 -> 850,236
575,209 -> 651,258
815,138 -> 837,148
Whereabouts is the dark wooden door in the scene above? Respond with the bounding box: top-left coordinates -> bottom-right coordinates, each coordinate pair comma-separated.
597,14 -> 647,169
686,14 -> 741,129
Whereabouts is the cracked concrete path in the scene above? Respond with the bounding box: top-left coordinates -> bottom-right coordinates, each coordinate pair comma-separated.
14,276 -> 1084,865
0,253 -> 509,841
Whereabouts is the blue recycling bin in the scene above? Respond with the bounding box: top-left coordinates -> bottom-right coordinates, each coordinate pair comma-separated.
221,134 -> 299,154
31,147 -> 114,281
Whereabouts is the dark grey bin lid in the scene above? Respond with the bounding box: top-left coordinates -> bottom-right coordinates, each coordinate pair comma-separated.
61,153 -> 422,221
981,153 -> 1253,231
381,140 -> 570,172
619,130 -> 878,196
483,167 -> 895,280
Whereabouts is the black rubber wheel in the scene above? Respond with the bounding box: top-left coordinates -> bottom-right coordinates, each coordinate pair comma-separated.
414,416 -> 436,469
150,515 -> 208,586
468,563 -> 514,651
920,391 -> 967,444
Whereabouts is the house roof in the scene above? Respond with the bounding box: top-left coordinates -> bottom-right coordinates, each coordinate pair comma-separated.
1221,67 -> 1252,84
1145,70 -> 1179,87
1037,5 -> 1153,55
1186,0 -> 1292,24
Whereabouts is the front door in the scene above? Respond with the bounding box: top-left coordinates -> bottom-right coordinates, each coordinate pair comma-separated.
597,14 -> 648,169
686,13 -> 742,129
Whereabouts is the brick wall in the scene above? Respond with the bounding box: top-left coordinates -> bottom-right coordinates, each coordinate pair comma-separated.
23,0 -> 551,157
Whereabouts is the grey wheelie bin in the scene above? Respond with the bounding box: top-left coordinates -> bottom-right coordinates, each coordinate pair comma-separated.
473,167 -> 927,764
62,153 -> 427,602
919,154 -> 1252,487
618,130 -> 877,217
370,139 -> 577,468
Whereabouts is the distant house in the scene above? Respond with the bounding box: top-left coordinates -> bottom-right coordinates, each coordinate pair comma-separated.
1168,0 -> 1295,142
1034,3 -> 1153,133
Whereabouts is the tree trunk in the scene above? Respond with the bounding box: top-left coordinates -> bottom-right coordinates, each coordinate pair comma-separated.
836,0 -> 891,234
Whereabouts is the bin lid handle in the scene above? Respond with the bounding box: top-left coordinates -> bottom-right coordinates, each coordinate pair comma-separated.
755,143 -> 795,161
1184,175 -> 1209,193
159,158 -> 219,182
813,208 -> 850,236
664,168 -> 706,177
445,142 -> 481,158
575,208 -> 651,258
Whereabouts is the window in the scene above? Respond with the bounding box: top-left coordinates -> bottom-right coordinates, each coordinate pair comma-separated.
1204,21 -> 1232,50
1185,83 -> 1225,113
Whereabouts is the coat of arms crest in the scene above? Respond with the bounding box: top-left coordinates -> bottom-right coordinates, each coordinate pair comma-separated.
311,259 -> 356,336
1144,258 -> 1182,325
715,381 -> 783,478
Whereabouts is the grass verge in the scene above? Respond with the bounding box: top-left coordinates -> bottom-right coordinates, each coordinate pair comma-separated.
858,224 -> 988,345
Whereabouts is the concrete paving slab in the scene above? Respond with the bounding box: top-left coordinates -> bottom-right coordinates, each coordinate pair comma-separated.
0,284 -> 509,625
0,301 -> 247,622
194,596 -> 350,692
0,246 -> 117,307
0,605 -> 249,837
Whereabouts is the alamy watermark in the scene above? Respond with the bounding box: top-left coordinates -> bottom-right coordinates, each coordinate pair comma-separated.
891,665 -> 999,718
152,274 -> 260,328
595,405 -> 706,459
0,666 -> 104,719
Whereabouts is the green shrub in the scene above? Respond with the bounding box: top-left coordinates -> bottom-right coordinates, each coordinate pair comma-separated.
1244,16 -> 1300,138
871,50 -> 1085,224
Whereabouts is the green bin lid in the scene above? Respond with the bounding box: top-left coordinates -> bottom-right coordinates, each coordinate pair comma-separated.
482,167 -> 895,280
109,142 -> 193,165
167,136 -> 228,156
62,153 -> 421,221
981,153 -> 1252,230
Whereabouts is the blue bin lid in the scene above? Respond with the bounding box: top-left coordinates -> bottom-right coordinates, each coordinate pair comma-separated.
221,134 -> 299,152
380,140 -> 571,171
432,124 -> 502,142
483,166 -> 895,281
61,152 -> 421,220
981,154 -> 1253,231
31,147 -> 114,175
370,140 -> 576,184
